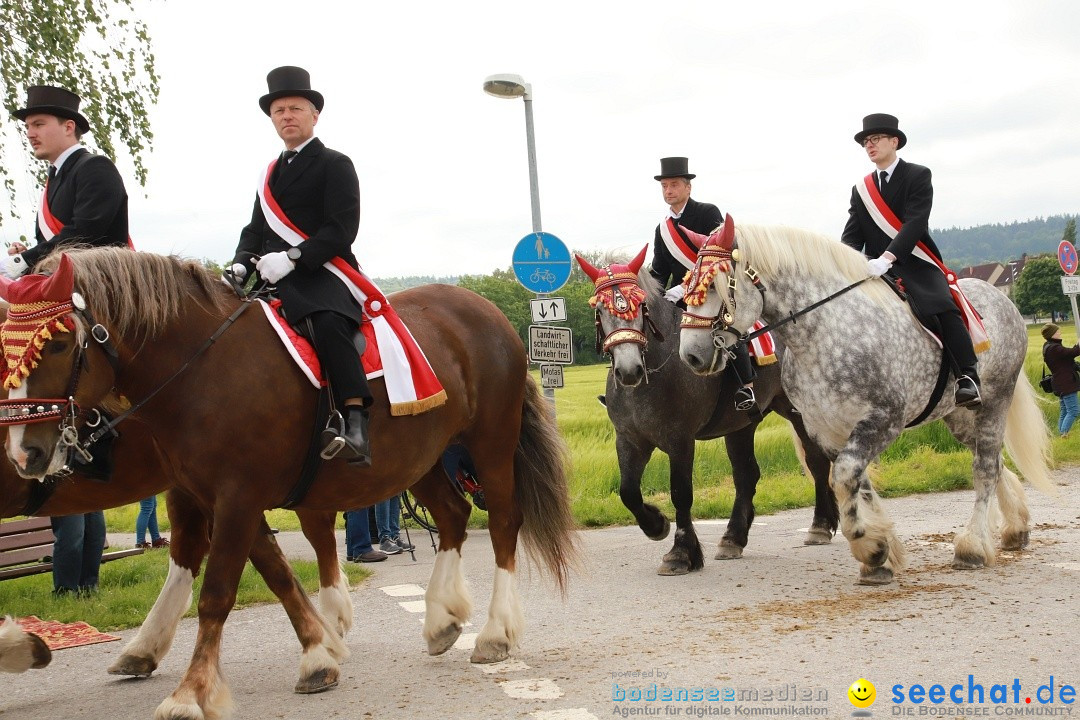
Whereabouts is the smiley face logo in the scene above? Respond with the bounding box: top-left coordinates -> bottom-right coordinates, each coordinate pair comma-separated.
848,678 -> 876,709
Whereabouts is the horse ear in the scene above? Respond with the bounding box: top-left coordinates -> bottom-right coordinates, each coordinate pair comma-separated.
627,246 -> 649,274
677,224 -> 712,251
40,254 -> 76,302
575,254 -> 601,282
715,214 -> 735,250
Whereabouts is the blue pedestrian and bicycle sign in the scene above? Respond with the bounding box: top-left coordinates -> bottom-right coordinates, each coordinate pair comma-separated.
512,232 -> 571,293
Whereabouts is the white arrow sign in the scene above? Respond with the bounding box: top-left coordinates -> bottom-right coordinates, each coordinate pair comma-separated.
530,297 -> 567,323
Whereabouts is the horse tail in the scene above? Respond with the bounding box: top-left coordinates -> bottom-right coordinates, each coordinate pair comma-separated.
1003,371 -> 1055,495
514,374 -> 581,595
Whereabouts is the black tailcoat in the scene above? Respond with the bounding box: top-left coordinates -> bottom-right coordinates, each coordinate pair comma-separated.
234,138 -> 363,324
25,148 -> 129,266
840,158 -> 954,315
649,197 -> 724,290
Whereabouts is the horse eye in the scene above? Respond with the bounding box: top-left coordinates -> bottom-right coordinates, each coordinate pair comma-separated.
47,340 -> 70,355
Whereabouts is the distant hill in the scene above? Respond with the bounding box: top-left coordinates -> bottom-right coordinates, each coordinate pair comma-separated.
933,214 -> 1078,267
373,275 -> 459,292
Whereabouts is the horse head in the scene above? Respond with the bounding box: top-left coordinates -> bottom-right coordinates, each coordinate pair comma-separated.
0,252 -> 135,478
576,246 -> 661,387
677,215 -> 766,376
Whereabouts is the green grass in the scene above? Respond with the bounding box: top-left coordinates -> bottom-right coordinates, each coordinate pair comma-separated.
0,550 -> 368,631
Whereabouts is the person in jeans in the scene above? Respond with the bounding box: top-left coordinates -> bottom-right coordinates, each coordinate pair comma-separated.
344,507 -> 386,563
135,495 -> 169,549
50,512 -> 105,596
1042,323 -> 1080,438
375,495 -> 415,555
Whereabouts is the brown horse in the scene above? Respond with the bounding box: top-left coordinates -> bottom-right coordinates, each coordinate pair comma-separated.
1,248 -> 578,720
0,372 -> 350,686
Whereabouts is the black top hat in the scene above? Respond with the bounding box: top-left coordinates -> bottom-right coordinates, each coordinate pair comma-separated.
12,85 -> 90,134
854,113 -> 907,149
654,157 -> 696,181
259,66 -> 325,116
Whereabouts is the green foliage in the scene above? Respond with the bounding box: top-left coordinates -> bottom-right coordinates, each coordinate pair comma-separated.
935,215 -> 1079,267
1013,255 -> 1069,318
0,0 -> 160,225
376,275 -> 460,293
1064,218 -> 1077,246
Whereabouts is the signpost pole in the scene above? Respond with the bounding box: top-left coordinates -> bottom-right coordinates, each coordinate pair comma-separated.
1058,240 -> 1080,340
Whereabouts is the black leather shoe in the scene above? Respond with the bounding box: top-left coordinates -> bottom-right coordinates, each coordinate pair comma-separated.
342,406 -> 371,467
734,386 -> 756,411
955,375 -> 982,408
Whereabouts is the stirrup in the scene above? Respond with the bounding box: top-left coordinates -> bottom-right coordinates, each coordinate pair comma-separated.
734,387 -> 756,411
320,410 -> 347,460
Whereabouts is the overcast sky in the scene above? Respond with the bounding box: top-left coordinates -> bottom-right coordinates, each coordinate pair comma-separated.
1,0 -> 1077,278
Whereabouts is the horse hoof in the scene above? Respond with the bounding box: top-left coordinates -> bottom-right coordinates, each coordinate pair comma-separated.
108,654 -> 157,677
857,565 -> 894,585
470,641 -> 510,664
26,632 -> 51,670
1001,531 -> 1029,551
804,528 -> 834,546
952,552 -> 986,570
714,541 -> 744,560
426,623 -> 463,656
645,515 -> 671,542
657,560 -> 690,576
295,666 -> 339,694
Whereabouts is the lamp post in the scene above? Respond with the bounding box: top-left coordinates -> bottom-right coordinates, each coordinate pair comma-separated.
483,73 -> 542,234
484,73 -> 556,410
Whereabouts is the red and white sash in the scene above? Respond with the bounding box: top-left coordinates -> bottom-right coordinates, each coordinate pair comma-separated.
747,320 -> 776,365
855,174 -> 990,353
37,182 -> 64,241
38,177 -> 136,249
257,158 -> 447,415
659,217 -> 701,271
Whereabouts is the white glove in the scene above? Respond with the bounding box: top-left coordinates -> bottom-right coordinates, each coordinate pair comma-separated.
866,255 -> 893,277
228,263 -> 247,280
663,284 -> 686,303
255,251 -> 295,284
0,253 -> 30,280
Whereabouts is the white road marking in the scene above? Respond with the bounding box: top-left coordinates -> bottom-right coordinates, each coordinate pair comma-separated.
398,600 -> 427,613
475,658 -> 531,674
380,583 -> 425,597
452,632 -> 477,650
500,677 -> 564,700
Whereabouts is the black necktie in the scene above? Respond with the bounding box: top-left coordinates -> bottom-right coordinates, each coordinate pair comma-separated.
878,170 -> 888,191
271,150 -> 297,187
46,165 -> 57,201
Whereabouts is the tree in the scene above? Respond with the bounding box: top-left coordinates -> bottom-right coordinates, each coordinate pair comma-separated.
1,0 -> 160,225
1013,255 -> 1070,320
1064,218 -> 1077,246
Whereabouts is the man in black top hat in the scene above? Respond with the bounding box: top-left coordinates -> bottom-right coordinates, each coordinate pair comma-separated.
649,157 -> 756,411
841,113 -> 981,407
230,66 -> 374,466
2,85 -> 129,280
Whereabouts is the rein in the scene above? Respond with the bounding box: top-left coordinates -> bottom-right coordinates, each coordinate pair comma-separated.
81,300 -> 253,448
739,277 -> 870,346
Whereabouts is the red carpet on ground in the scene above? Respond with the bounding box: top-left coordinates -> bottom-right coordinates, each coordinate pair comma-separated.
2,615 -> 119,650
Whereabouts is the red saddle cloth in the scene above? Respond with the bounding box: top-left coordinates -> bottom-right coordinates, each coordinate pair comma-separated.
259,298 -> 383,385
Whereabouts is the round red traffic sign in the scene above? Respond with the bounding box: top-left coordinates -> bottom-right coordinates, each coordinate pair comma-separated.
1059,240 -> 1078,275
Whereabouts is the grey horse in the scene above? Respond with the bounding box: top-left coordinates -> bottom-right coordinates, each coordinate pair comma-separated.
576,248 -> 837,575
678,218 -> 1054,585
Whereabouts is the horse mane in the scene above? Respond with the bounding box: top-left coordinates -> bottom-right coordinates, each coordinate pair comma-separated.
734,224 -> 897,308
36,248 -> 231,339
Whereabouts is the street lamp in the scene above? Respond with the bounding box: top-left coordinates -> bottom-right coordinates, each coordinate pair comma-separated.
483,73 -> 542,234
484,73 -> 557,409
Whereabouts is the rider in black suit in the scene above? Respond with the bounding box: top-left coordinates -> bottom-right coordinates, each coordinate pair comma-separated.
3,85 -> 128,279
841,114 -> 981,407
649,157 -> 756,411
230,66 -> 373,465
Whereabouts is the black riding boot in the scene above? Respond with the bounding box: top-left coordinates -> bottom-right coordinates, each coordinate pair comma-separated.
342,406 -> 371,467
955,367 -> 982,408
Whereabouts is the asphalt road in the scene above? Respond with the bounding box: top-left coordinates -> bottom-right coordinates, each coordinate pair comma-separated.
3,470 -> 1078,720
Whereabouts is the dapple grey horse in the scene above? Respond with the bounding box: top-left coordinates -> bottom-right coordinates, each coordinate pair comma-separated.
677,218 -> 1053,585
576,248 -> 837,575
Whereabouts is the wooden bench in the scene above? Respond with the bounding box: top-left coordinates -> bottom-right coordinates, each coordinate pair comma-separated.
0,516 -> 145,581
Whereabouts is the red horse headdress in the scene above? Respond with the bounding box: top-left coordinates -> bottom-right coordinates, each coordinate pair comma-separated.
0,254 -> 77,389
576,246 -> 649,321
683,215 -> 735,307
